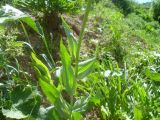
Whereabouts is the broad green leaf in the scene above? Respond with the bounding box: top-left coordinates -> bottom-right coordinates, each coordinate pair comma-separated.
20,17 -> 39,34
71,112 -> 83,120
2,85 -> 41,119
2,108 -> 27,119
89,96 -> 101,106
60,67 -> 76,95
60,40 -> 76,95
62,17 -> 78,59
78,58 -> 96,79
72,95 -> 89,112
0,5 -> 43,37
134,107 -> 142,120
37,106 -> 57,120
54,97 -> 71,119
145,68 -> 160,81
0,6 -> 45,52
0,4 -> 26,23
39,80 -> 70,119
39,79 -> 60,104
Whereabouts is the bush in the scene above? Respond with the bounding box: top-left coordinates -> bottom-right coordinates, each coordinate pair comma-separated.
152,0 -> 160,22
112,0 -> 134,15
14,0 -> 82,14
14,0 -> 82,31
0,29 -> 23,63
0,0 -> 12,6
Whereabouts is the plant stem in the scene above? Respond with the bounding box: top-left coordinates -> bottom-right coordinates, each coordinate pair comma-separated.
75,0 -> 92,78
70,0 -> 92,107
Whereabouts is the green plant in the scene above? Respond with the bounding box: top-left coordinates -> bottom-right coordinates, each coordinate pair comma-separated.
0,27 -> 43,120
0,29 -> 23,57
111,0 -> 134,15
0,0 -> 160,119
14,0 -> 82,13
152,0 -> 160,22
84,49 -> 160,119
0,27 -> 24,71
0,0 -> 12,6
0,84 -> 41,119
14,0 -> 83,62
13,0 -> 82,36
31,0 -> 97,119
0,4 -> 56,67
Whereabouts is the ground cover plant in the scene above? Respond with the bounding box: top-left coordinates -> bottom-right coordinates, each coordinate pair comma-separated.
0,0 -> 160,119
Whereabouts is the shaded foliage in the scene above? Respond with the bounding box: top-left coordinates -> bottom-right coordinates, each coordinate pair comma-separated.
112,0 -> 134,15
152,0 -> 160,22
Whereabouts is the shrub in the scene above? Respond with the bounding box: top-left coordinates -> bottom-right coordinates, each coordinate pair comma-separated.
0,29 -> 23,67
0,0 -> 12,6
14,0 -> 82,31
0,28 -> 24,85
111,0 -> 134,15
0,30 -> 23,57
152,0 -> 160,22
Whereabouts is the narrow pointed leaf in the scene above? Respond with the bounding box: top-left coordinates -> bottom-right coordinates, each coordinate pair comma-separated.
60,40 -> 76,95
39,79 -> 60,104
2,108 -> 27,119
78,58 -> 96,79
31,52 -> 52,85
62,17 -> 78,59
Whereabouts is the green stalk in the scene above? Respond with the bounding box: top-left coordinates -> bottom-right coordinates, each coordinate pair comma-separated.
70,0 -> 92,108
75,0 -> 92,78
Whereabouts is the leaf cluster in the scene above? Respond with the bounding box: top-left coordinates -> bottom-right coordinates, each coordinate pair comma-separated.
14,0 -> 83,14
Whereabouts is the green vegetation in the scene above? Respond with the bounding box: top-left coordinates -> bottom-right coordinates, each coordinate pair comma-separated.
112,0 -> 134,15
0,0 -> 160,119
13,0 -> 82,31
152,0 -> 160,22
